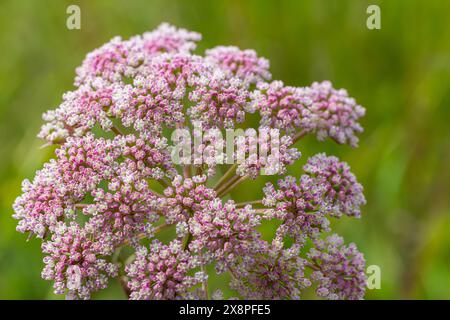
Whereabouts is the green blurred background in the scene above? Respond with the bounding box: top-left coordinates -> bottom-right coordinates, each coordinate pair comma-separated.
1,0 -> 449,299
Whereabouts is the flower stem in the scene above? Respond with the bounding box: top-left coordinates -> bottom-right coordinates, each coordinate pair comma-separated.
251,209 -> 269,214
235,200 -> 262,208
215,174 -> 240,195
213,163 -> 238,191
201,265 -> 210,300
149,187 -> 164,198
183,165 -> 191,179
119,223 -> 170,247
111,125 -> 124,136
112,247 -> 131,298
158,179 -> 170,188
118,276 -> 131,298
305,262 -> 320,271
292,129 -> 307,144
182,232 -> 193,251
217,175 -> 248,198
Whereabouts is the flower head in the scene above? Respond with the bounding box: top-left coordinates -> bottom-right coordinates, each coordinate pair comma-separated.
189,199 -> 261,267
41,222 -> 118,299
308,234 -> 366,300
230,239 -> 310,299
303,153 -> 366,218
14,23 -> 367,300
255,80 -> 365,147
75,23 -> 201,85
206,46 -> 271,84
126,240 -> 205,300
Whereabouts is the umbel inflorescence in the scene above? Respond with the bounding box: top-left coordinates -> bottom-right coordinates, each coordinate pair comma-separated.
13,23 -> 367,300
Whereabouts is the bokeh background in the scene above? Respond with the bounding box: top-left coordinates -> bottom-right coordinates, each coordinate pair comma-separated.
1,0 -> 449,299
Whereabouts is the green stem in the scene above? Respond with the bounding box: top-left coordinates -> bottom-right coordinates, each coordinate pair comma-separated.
182,232 -> 193,251
149,187 -> 164,198
112,247 -> 131,298
118,276 -> 131,298
292,129 -> 307,144
183,164 -> 191,179
201,265 -> 209,300
119,223 -> 170,247
305,262 -> 320,271
158,179 -> 170,188
213,163 -> 238,191
217,175 -> 248,198
215,173 -> 240,195
235,200 -> 262,208
111,125 -> 124,136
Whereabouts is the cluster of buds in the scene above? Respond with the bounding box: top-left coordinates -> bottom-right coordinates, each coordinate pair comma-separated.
13,23 -> 367,299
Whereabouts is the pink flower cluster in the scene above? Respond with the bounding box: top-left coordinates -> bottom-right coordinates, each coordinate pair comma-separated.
41,222 -> 118,300
308,235 -> 366,300
255,80 -> 365,147
14,23 -> 367,300
126,240 -> 206,300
